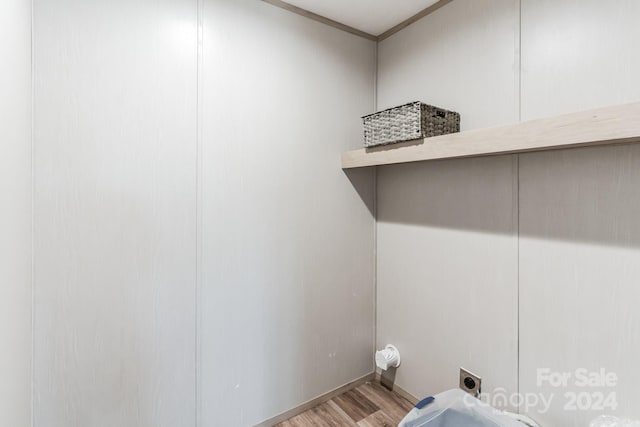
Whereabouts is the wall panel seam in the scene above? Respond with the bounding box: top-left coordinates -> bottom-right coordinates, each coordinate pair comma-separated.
518,0 -> 522,123
516,153 -> 521,413
373,38 -> 378,361
30,0 -> 35,424
196,0 -> 203,425
517,0 -> 522,411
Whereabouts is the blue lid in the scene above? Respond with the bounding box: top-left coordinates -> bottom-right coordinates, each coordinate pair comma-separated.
415,396 -> 435,409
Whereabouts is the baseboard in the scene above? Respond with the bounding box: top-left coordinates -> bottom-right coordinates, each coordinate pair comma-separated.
254,372 -> 376,427
374,371 -> 419,405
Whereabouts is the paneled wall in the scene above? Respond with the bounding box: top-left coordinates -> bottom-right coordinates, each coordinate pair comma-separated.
199,1 -> 376,425
0,0 -> 32,426
377,156 -> 519,408
520,0 -> 640,120
31,0 -> 375,426
376,0 -> 520,409
518,0 -> 640,424
519,146 -> 640,426
377,0 -> 640,424
16,1 -> 640,426
377,0 -> 520,130
33,0 -> 198,425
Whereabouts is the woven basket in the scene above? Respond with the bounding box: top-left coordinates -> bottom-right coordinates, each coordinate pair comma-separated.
362,101 -> 460,148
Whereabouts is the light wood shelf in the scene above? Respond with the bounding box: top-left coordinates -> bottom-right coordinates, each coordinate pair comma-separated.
341,102 -> 640,169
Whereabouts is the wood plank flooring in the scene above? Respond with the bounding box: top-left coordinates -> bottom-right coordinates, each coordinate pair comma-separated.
275,381 -> 414,427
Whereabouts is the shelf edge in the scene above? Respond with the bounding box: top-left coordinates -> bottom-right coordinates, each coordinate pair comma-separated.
342,102 -> 640,168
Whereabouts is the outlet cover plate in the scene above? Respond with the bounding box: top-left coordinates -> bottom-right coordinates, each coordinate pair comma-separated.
459,367 -> 482,397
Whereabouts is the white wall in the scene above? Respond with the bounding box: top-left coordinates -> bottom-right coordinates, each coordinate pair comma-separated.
520,0 -> 640,120
24,0 -> 640,425
377,0 -> 640,424
376,0 -> 520,409
30,0 -> 375,425
0,0 -> 32,426
199,1 -> 376,425
33,0 -> 198,425
519,145 -> 640,426
377,156 -> 519,408
519,1 -> 640,424
377,0 -> 520,130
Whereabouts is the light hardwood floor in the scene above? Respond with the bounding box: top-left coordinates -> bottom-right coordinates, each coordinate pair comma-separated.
275,381 -> 414,427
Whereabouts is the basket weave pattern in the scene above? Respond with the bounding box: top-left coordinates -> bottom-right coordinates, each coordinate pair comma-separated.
362,101 -> 460,148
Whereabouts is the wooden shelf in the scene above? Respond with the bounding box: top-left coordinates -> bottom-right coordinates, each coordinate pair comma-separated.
341,102 -> 640,169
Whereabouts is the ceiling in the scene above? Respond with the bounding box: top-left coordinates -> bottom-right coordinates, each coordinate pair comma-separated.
283,0 -> 441,36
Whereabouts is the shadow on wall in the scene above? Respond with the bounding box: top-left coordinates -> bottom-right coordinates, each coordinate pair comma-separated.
377,153 -> 516,235
344,167 -> 376,217
377,142 -> 640,250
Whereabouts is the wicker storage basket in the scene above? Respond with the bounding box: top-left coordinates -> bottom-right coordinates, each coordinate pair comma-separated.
362,101 -> 460,148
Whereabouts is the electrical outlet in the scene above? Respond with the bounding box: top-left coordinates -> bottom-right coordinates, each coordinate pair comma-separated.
459,367 -> 482,397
